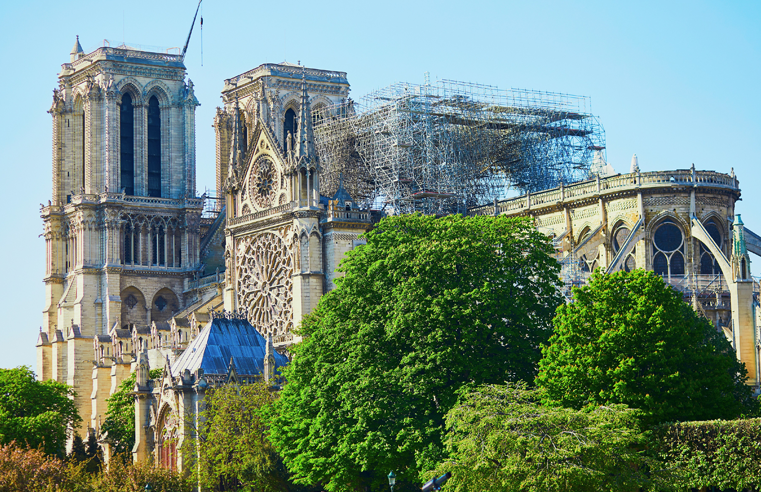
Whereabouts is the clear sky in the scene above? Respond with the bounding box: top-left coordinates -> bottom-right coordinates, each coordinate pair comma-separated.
0,1 -> 759,370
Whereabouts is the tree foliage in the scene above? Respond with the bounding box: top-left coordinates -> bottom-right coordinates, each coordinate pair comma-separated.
0,442 -> 90,492
653,418 -> 761,490
101,369 -> 162,454
0,366 -> 81,456
189,380 -> 310,492
267,214 -> 562,492
434,383 -> 663,492
536,270 -> 757,425
0,442 -> 191,492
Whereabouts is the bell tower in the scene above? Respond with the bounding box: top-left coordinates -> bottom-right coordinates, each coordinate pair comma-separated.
38,38 -> 203,436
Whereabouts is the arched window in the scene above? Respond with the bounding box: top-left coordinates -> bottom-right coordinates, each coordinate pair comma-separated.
699,220 -> 723,275
81,112 -> 86,191
284,108 -> 297,152
147,96 -> 162,197
120,93 -> 135,195
124,222 -> 133,264
612,223 -> 637,272
240,110 -> 248,158
152,225 -> 166,266
579,251 -> 598,273
612,223 -> 631,254
652,219 -> 685,280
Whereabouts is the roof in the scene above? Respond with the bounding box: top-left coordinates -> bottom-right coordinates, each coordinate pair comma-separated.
171,317 -> 289,377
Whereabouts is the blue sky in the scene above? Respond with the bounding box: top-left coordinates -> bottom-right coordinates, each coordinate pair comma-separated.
1,1 -> 759,370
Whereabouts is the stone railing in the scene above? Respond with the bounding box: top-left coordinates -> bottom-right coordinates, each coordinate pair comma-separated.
325,209 -> 371,222
273,332 -> 295,345
69,47 -> 183,70
228,202 -> 296,227
227,63 -> 347,85
470,170 -> 739,216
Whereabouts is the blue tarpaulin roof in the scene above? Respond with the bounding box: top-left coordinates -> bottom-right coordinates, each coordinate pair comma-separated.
171,317 -> 289,377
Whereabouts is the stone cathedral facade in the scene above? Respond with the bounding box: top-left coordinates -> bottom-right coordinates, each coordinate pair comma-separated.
36,40 -> 379,453
37,37 -> 761,465
37,38 -> 204,438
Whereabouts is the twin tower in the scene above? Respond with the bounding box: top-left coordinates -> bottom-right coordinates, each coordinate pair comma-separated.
37,39 -> 369,438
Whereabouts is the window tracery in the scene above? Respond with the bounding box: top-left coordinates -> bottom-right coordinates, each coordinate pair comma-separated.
699,220 -> 723,275
236,229 -> 294,336
652,219 -> 685,279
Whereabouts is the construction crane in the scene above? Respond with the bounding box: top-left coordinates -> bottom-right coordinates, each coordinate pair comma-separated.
181,0 -> 202,61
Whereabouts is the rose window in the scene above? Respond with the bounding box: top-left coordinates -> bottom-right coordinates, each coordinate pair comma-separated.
236,231 -> 293,336
249,158 -> 279,208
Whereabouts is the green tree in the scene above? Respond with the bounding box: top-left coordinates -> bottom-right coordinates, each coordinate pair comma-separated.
434,383 -> 663,492
267,214 -> 562,492
188,380 -> 309,492
0,366 -> 81,456
101,369 -> 162,454
536,269 -> 756,425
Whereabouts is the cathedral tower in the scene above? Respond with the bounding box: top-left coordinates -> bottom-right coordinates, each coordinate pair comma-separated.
217,63 -> 376,348
37,38 -> 203,435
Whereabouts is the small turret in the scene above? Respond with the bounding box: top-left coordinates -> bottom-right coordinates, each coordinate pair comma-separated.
70,35 -> 84,63
630,154 -> 640,173
731,214 -> 751,281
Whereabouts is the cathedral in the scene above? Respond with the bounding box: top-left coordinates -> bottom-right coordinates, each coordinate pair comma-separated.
36,38 -> 379,464
36,37 -> 761,468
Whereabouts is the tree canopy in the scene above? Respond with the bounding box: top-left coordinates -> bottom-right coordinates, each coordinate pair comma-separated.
267,213 -> 562,492
434,383 -> 661,492
536,269 -> 757,425
100,369 -> 162,455
0,366 -> 81,456
189,380 -> 305,492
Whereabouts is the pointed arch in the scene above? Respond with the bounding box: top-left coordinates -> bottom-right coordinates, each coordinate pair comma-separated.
147,94 -> 162,197
120,91 -> 135,195
143,80 -> 172,107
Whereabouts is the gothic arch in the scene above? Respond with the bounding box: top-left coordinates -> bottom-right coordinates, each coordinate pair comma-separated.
648,213 -> 688,279
121,286 -> 147,328
155,401 -> 179,471
574,223 -> 593,245
143,80 -> 173,107
281,93 -> 301,114
151,288 -> 179,323
72,93 -> 85,112
645,211 -> 688,239
117,78 -> 144,105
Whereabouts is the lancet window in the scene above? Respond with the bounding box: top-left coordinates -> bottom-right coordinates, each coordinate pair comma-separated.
120,93 -> 135,195
652,219 -> 685,280
147,96 -> 162,197
124,223 -> 134,264
699,220 -> 723,276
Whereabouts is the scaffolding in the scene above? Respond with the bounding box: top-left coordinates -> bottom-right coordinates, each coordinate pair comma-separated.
313,76 -> 606,214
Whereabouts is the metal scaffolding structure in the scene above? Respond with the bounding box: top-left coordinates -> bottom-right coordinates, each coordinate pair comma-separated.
313,76 -> 606,214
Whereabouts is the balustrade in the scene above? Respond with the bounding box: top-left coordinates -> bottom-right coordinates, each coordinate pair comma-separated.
470,170 -> 739,216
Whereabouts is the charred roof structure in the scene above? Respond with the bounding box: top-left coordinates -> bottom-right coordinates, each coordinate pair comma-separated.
313,76 -> 606,215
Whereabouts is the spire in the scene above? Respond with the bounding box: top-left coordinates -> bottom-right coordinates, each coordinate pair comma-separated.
229,97 -> 244,168
70,35 -> 84,63
630,153 -> 640,173
295,70 -> 316,163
